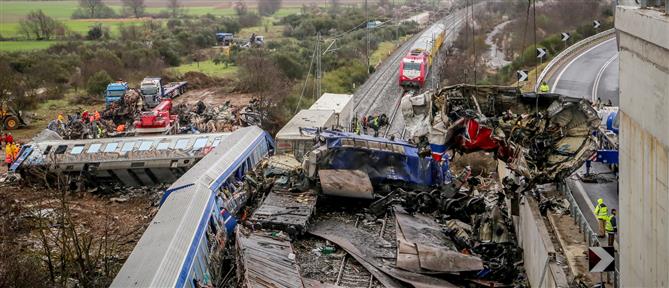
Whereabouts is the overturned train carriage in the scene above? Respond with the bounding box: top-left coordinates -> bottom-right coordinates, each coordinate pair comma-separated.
111,126 -> 274,288
14,132 -> 231,186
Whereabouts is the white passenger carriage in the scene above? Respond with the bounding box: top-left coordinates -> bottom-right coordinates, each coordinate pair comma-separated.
111,126 -> 274,288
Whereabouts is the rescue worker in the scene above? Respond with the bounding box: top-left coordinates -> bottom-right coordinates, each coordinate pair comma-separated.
4,143 -> 13,169
539,81 -> 550,93
81,110 -> 89,122
11,143 -> 19,161
94,110 -> 101,121
6,133 -> 13,144
116,123 -> 126,133
606,209 -> 618,246
594,198 -> 608,237
371,114 -> 380,137
57,112 -> 65,123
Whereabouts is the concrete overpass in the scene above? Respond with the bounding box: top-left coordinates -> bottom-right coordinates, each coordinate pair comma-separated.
616,4 -> 669,287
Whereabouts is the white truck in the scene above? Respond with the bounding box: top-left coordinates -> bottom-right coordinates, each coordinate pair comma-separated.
139,77 -> 188,108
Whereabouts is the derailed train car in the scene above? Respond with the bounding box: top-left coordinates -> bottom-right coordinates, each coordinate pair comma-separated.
302,129 -> 451,187
13,131 -> 230,186
111,126 -> 274,288
402,84 -> 600,183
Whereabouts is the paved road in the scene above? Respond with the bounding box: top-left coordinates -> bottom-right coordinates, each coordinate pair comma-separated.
548,36 -> 620,243
549,37 -> 619,105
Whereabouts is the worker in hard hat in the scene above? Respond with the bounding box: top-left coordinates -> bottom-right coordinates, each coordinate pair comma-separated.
57,112 -> 65,123
539,81 -> 550,93
594,198 -> 608,237
605,209 -> 618,246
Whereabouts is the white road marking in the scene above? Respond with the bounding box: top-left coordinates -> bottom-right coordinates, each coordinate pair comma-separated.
591,53 -> 618,102
551,37 -> 616,93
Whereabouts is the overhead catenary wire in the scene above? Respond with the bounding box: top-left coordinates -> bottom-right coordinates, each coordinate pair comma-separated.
294,42 -> 317,115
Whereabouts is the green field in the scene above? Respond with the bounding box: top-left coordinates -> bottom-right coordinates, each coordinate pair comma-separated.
0,40 -> 60,51
169,60 -> 238,78
1,1 -> 301,49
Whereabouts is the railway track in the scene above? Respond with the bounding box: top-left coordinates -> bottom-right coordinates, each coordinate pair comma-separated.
382,12 -> 466,139
334,213 -> 396,288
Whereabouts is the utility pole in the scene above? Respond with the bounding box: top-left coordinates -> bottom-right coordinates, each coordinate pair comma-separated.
316,32 -> 322,99
533,0 -> 539,113
365,0 -> 370,74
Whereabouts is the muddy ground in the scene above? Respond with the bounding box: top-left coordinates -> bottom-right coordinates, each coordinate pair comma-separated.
0,178 -> 161,286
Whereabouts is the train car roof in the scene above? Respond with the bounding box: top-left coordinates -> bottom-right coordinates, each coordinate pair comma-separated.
32,132 -> 230,147
275,109 -> 335,140
111,126 -> 271,287
410,21 -> 447,51
309,93 -> 353,114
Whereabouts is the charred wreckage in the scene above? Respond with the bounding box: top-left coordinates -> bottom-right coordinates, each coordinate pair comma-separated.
229,85 -> 600,287
19,84 -> 600,287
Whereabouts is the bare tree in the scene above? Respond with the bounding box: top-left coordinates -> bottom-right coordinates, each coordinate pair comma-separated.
237,49 -> 290,129
167,0 -> 183,18
78,0 -> 105,18
233,1 -> 248,15
122,0 -> 145,18
257,0 -> 282,16
18,10 -> 62,40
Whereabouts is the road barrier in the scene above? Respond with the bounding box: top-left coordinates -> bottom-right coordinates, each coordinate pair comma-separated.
535,29 -> 616,92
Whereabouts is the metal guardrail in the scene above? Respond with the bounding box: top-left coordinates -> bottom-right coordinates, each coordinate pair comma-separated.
559,180 -> 599,247
559,179 -> 619,288
535,29 -> 616,92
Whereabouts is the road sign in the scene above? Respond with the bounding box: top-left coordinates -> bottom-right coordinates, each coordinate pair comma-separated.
593,20 -> 601,29
561,32 -> 571,42
536,48 -> 547,59
588,246 -> 615,272
516,70 -> 528,82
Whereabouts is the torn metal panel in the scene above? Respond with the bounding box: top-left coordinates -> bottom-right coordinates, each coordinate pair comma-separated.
250,189 -> 317,236
309,219 -> 458,288
236,229 -> 305,288
394,207 -> 484,273
302,278 -> 344,288
318,169 -> 374,199
403,84 -> 600,183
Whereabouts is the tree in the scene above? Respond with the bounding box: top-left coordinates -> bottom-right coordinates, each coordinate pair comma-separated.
233,1 -> 248,16
18,10 -> 62,40
122,0 -> 145,18
87,70 -> 113,96
74,0 -> 116,18
237,49 -> 289,126
167,0 -> 183,18
258,0 -> 282,16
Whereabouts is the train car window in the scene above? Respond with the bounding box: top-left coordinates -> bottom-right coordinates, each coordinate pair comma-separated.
121,142 -> 136,152
70,145 -> 85,155
42,145 -> 52,155
54,145 -> 68,154
138,141 -> 154,151
86,143 -> 101,154
192,137 -> 208,150
156,141 -> 170,150
175,139 -> 190,150
212,137 -> 222,147
103,143 -> 119,152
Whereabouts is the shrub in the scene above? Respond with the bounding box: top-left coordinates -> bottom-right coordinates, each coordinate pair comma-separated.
86,70 -> 113,96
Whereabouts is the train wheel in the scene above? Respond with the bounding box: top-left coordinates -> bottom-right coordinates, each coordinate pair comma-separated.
4,116 -> 19,130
